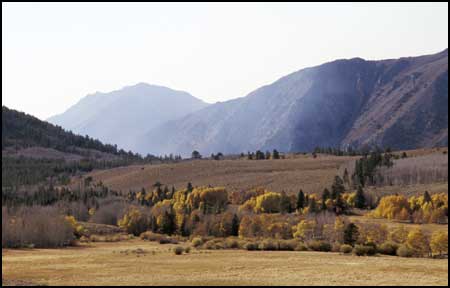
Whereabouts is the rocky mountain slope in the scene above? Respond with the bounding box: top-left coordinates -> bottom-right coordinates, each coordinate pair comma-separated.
136,49 -> 448,156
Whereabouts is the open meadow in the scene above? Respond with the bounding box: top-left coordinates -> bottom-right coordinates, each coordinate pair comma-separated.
2,239 -> 448,286
85,155 -> 357,195
3,149 -> 448,286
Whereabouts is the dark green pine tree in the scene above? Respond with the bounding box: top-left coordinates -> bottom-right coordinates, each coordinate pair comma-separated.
321,188 -> 331,210
355,185 -> 366,209
343,223 -> 359,246
423,191 -> 432,203
231,214 -> 240,236
180,216 -> 189,236
186,182 -> 193,193
331,176 -> 345,200
140,187 -> 147,206
297,190 -> 305,210
150,216 -> 158,232
335,194 -> 346,215
160,211 -> 177,235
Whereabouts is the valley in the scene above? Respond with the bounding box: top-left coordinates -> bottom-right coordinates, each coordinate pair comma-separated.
2,44 -> 448,288
2,239 -> 448,286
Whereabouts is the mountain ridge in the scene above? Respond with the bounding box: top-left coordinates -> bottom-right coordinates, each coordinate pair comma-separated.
47,83 -> 209,151
136,49 -> 448,156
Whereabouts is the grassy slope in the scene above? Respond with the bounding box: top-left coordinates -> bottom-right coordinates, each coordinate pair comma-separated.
86,150 -> 448,197
86,154 -> 355,195
2,239 -> 448,286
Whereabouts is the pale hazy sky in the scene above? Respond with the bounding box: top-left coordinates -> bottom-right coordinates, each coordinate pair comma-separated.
2,2 -> 448,120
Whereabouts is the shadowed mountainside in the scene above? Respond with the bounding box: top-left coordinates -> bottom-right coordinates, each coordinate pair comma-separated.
136,49 -> 448,156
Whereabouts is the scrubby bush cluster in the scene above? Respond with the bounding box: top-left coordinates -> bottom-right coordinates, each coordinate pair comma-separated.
370,192 -> 448,224
139,231 -> 179,244
2,206 -> 74,248
238,176 -> 368,216
180,225 -> 448,259
117,186 -> 234,237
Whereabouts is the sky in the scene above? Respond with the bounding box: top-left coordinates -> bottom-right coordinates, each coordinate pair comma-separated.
2,2 -> 448,120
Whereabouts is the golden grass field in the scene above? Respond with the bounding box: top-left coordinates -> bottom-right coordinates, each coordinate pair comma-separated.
3,148 -> 446,286
85,148 -> 448,197
2,239 -> 448,286
86,154 -> 355,195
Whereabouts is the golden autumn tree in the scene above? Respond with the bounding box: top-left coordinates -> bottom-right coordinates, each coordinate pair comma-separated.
371,195 -> 410,220
406,228 -> 431,257
293,219 -> 317,241
254,192 -> 282,213
430,231 -> 448,256
388,226 -> 409,244
118,207 -> 149,236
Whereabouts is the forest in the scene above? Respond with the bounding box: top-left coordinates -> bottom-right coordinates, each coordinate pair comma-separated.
2,149 -> 448,259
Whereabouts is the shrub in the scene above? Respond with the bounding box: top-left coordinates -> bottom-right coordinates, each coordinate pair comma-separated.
224,238 -> 239,249
397,245 -> 414,258
174,246 -> 184,255
159,237 -> 172,244
353,245 -> 377,256
295,243 -> 308,251
118,207 -> 150,236
430,231 -> 448,256
244,241 -> 259,251
378,241 -> 399,256
90,202 -> 126,226
340,244 -> 353,254
237,240 -> 248,249
278,240 -> 297,251
79,235 -> 90,243
89,234 -> 128,242
184,247 -> 191,254
89,235 -> 105,242
406,228 -> 430,257
2,206 -> 74,248
308,241 -> 332,252
191,237 -> 204,248
259,239 -> 277,251
140,231 -> 163,242
65,216 -> 87,238
331,243 -> 341,253
204,239 -> 223,250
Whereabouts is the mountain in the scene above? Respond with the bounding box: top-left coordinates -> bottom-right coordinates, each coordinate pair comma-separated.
3,106 -> 134,161
2,106 -> 154,188
47,83 -> 209,152
136,49 -> 448,156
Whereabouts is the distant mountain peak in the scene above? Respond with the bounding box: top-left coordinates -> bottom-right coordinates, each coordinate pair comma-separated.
47,84 -> 209,152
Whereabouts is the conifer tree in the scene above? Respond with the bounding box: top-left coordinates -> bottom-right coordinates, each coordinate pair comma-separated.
297,190 -> 305,210
231,214 -> 240,236
344,223 -> 359,246
355,185 -> 366,209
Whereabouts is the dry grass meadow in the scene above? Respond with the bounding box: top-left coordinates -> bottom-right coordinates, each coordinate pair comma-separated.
85,149 -> 448,197
2,239 -> 448,286
3,148 -> 448,286
86,154 -> 355,195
